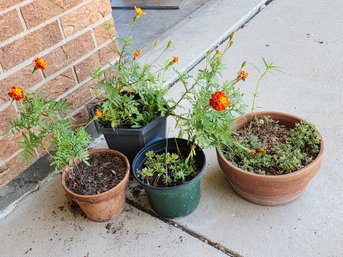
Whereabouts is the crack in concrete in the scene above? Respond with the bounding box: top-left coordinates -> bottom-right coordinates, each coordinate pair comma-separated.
126,199 -> 245,257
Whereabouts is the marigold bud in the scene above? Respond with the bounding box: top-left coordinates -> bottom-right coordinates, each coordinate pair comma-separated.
258,148 -> 267,154
167,40 -> 173,48
95,109 -> 105,118
172,56 -> 179,64
134,6 -> 146,17
133,49 -> 142,60
239,70 -> 248,81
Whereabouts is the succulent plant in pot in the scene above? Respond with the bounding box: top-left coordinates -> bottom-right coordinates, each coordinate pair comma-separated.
216,59 -> 324,206
132,35 -> 247,218
90,8 -> 177,162
4,59 -> 130,222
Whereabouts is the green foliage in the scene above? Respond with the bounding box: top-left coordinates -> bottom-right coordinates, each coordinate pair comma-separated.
93,63 -> 169,128
5,92 -> 91,170
91,19 -> 173,129
250,58 -> 280,114
172,41 -> 246,156
288,121 -> 321,154
137,150 -> 197,187
222,119 -> 321,175
50,122 -> 91,170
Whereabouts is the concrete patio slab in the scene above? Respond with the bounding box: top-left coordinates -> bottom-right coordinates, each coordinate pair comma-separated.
0,0 -> 269,217
0,175 -> 230,257
112,0 -> 211,49
125,0 -> 270,84
125,0 -> 343,256
1,0 -> 342,257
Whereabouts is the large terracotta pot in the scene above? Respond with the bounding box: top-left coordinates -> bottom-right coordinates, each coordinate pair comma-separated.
61,149 -> 130,222
216,111 -> 324,206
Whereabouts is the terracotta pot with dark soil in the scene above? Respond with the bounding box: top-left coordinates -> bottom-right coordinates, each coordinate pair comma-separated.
217,111 -> 324,206
61,149 -> 130,222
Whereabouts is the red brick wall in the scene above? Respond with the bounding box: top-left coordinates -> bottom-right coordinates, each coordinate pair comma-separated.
0,0 -> 118,187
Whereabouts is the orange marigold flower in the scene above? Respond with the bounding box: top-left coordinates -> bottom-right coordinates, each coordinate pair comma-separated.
95,109 -> 105,118
239,69 -> 248,81
172,56 -> 179,64
209,91 -> 230,111
258,148 -> 267,154
133,48 -> 142,60
134,6 -> 146,17
33,57 -> 47,71
8,86 -> 24,101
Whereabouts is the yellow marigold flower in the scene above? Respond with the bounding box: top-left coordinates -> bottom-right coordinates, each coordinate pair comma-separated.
33,57 -> 47,71
95,109 -> 105,118
215,49 -> 221,55
172,56 -> 179,64
134,6 -> 146,17
8,86 -> 24,101
239,69 -> 248,81
133,48 -> 142,60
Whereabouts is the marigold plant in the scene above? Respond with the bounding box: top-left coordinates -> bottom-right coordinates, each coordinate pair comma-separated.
137,35 -> 248,186
4,59 -> 91,170
171,33 -> 247,159
92,8 -> 176,129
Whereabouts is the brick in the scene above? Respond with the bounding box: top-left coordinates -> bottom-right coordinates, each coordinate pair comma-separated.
42,32 -> 95,77
37,68 -> 76,98
35,132 -> 53,157
0,21 -> 62,70
60,0 -> 112,37
98,43 -> 119,66
0,132 -> 21,160
21,0 -> 82,28
0,64 -> 43,105
74,50 -> 100,82
0,154 -> 36,188
0,163 -> 10,175
0,105 -> 18,135
72,106 -> 90,126
103,65 -> 119,80
0,10 -> 24,42
94,19 -> 116,46
0,0 -> 25,11
74,42 -> 118,83
65,79 -> 97,109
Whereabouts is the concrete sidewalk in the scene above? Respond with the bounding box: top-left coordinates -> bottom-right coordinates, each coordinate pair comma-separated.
1,0 -> 342,256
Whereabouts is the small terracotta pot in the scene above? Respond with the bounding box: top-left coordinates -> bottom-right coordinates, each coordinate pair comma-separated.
216,111 -> 324,206
61,149 -> 130,222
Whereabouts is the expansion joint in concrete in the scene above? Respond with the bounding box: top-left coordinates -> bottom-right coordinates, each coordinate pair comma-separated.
126,199 -> 245,257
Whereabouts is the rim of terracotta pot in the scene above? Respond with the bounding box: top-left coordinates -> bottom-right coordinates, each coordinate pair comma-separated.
217,111 -> 324,179
61,149 -> 130,199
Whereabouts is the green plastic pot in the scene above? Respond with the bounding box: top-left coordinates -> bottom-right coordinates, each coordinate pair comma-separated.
132,138 -> 206,218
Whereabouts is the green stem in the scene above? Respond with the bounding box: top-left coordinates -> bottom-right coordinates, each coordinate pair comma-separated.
233,140 -> 252,153
250,74 -> 264,114
169,77 -> 200,111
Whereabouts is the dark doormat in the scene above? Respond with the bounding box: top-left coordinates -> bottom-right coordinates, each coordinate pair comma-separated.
111,0 -> 185,9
